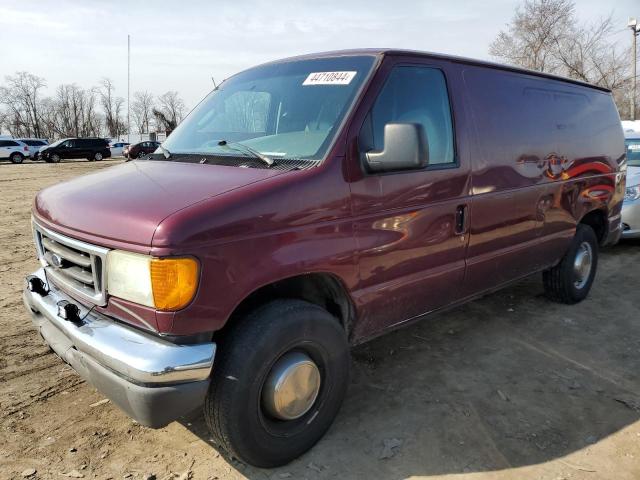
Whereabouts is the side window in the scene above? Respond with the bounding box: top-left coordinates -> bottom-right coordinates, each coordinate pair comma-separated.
0,141 -> 8,147
6,141 -> 19,147
361,66 -> 455,166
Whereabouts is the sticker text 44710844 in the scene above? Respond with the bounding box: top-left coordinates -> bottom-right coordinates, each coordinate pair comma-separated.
303,71 -> 357,86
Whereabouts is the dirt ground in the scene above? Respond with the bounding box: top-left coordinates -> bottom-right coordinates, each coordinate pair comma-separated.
1,159 -> 640,480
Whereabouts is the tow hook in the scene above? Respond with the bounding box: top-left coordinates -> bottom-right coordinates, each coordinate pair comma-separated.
56,300 -> 81,323
26,275 -> 48,296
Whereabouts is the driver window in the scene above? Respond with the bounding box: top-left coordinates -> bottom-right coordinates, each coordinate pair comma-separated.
62,141 -> 73,148
360,66 -> 455,165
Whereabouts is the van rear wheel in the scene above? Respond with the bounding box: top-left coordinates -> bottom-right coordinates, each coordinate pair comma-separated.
543,224 -> 598,304
204,299 -> 350,467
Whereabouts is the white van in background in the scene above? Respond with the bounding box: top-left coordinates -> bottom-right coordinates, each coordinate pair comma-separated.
18,138 -> 49,160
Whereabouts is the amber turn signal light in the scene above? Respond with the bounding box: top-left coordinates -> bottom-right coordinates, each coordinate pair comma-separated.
150,257 -> 199,311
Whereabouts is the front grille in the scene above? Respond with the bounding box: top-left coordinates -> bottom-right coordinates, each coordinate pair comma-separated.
33,220 -> 109,306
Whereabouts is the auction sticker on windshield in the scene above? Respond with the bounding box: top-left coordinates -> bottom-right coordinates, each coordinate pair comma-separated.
303,71 -> 357,86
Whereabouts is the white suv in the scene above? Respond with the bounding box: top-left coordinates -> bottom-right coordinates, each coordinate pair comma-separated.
0,139 -> 31,163
18,138 -> 49,160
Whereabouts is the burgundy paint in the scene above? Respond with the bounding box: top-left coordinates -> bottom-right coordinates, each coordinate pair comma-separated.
32,49 -> 625,343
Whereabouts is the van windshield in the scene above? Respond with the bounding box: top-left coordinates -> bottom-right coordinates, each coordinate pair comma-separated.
162,56 -> 376,163
626,139 -> 640,167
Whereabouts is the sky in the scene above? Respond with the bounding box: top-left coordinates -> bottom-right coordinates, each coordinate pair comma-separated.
0,0 -> 637,111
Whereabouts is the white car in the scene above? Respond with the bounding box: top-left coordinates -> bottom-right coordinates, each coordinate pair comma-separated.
18,138 -> 49,160
622,131 -> 640,238
109,141 -> 130,157
0,139 -> 31,163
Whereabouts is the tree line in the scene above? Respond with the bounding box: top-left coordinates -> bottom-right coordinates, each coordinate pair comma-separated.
0,72 -> 186,140
490,0 -> 636,119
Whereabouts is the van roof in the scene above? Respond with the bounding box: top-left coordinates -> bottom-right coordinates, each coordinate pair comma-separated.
260,49 -> 611,94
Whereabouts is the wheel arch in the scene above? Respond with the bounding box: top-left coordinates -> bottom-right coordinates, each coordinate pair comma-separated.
215,272 -> 357,342
578,208 -> 607,245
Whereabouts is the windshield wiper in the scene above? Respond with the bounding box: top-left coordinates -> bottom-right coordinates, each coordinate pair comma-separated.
217,140 -> 274,167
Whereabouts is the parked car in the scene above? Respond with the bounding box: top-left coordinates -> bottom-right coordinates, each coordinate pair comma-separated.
23,49 -> 624,468
18,138 -> 49,160
39,138 -> 111,162
125,141 -> 161,159
622,130 -> 640,238
109,141 -> 130,158
0,139 -> 30,163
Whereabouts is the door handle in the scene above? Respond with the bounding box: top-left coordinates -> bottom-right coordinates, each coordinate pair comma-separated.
455,205 -> 468,235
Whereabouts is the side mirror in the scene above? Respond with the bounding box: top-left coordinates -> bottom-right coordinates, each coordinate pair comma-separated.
364,123 -> 429,172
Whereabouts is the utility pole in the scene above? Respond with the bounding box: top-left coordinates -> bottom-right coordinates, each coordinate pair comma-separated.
630,18 -> 639,121
127,34 -> 131,142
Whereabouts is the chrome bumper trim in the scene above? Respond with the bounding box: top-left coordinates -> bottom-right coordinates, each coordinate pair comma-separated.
23,268 -> 215,385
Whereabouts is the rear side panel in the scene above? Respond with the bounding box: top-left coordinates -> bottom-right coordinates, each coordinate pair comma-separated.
461,65 -> 624,295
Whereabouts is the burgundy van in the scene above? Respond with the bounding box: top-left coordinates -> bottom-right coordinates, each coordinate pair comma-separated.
23,49 -> 625,467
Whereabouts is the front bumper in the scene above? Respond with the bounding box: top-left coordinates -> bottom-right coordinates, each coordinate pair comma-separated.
23,268 -> 216,427
621,200 -> 640,239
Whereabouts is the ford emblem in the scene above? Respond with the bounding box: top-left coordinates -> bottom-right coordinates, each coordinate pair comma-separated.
50,253 -> 64,268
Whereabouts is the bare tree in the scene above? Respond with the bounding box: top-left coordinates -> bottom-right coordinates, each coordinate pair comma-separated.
490,0 -> 573,73
97,78 -> 125,137
553,16 -> 629,91
490,0 -> 632,117
131,91 -> 154,134
53,84 -> 101,138
153,91 -> 186,132
0,72 -> 47,137
0,73 -> 192,139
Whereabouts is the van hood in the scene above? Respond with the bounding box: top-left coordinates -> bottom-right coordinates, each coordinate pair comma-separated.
34,160 -> 285,247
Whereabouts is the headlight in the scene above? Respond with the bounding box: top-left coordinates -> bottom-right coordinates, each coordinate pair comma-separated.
107,250 -> 199,311
625,184 -> 640,202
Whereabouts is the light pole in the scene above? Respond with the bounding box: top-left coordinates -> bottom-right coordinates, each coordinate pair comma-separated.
127,34 -> 131,143
629,18 -> 639,121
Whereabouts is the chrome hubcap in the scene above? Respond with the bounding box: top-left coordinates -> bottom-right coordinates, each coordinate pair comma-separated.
262,352 -> 321,420
573,241 -> 593,289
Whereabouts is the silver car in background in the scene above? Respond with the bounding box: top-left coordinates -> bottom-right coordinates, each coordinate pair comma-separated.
622,132 -> 640,238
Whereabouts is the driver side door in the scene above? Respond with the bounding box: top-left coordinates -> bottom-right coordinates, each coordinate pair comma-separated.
347,58 -> 472,339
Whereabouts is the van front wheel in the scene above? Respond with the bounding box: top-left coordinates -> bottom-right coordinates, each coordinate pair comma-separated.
543,224 -> 598,304
204,299 -> 350,467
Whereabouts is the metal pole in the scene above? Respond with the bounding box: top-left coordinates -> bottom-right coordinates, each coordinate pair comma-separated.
632,28 -> 637,121
127,34 -> 131,142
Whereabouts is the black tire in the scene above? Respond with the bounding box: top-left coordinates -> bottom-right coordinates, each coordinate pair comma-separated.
543,224 -> 598,304
50,154 -> 60,163
204,299 -> 350,467
9,152 -> 24,164
94,152 -> 103,161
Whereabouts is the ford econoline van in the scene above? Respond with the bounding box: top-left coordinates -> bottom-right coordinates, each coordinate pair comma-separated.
23,49 -> 625,467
